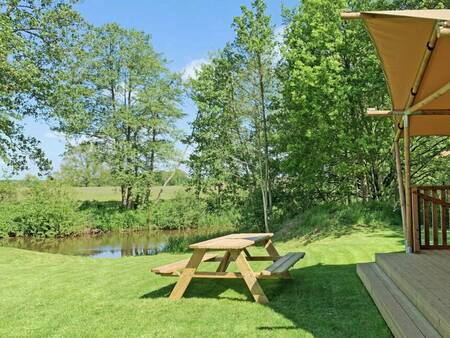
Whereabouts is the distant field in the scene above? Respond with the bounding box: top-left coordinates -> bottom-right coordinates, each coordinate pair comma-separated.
72,186 -> 187,201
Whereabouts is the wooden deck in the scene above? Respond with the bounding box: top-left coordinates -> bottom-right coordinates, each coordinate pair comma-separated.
357,250 -> 450,338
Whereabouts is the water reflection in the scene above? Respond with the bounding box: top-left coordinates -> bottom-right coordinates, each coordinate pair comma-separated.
0,230 -> 190,258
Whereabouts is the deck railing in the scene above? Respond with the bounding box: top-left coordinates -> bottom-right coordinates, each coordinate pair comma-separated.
411,185 -> 450,250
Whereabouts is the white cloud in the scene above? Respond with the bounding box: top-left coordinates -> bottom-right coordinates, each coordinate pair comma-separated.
181,58 -> 210,81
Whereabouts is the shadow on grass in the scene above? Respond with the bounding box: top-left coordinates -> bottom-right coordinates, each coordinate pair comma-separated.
141,263 -> 390,337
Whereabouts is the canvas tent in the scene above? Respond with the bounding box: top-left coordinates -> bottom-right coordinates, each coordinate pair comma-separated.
341,9 -> 450,252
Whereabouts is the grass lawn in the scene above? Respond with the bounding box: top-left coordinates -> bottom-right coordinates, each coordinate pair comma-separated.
0,224 -> 403,337
72,185 -> 187,201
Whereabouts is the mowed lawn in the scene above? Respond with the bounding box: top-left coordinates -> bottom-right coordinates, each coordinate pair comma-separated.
72,185 -> 187,201
0,225 -> 403,337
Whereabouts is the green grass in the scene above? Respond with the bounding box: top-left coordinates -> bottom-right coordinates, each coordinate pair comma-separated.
0,221 -> 403,337
71,186 -> 188,201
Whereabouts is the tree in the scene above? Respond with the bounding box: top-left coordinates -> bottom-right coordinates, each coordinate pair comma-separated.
276,0 -> 448,209
55,143 -> 114,187
188,0 -> 277,231
232,0 -> 277,232
55,23 -> 184,208
0,0 -> 83,174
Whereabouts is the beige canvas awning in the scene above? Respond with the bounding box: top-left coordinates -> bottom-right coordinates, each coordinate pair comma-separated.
342,10 -> 450,136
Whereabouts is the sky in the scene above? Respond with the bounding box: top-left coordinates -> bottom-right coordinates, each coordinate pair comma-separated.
20,0 -> 298,177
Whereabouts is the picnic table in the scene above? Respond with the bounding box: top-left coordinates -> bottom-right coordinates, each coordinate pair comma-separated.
152,233 -> 305,304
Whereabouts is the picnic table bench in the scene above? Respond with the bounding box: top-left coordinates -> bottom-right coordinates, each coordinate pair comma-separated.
151,233 -> 305,304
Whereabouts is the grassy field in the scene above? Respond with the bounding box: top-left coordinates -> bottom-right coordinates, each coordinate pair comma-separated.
72,185 -> 187,201
0,222 -> 403,337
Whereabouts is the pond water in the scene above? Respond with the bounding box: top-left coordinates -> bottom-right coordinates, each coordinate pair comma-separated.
0,230 -> 190,258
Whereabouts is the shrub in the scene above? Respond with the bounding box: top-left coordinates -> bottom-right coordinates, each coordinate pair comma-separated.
11,181 -> 86,237
80,201 -> 148,231
149,194 -> 207,230
0,181 -> 18,202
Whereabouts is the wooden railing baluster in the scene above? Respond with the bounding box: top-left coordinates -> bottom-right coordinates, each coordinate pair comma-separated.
442,188 -> 447,246
423,188 -> 430,247
411,185 -> 449,250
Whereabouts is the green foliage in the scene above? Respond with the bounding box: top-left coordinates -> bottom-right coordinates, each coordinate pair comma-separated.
55,143 -> 115,187
154,169 -> 189,186
188,0 -> 277,231
149,194 -> 207,230
54,23 -> 184,209
188,0 -> 449,228
277,0 -> 396,208
0,0 -> 84,174
79,201 -> 147,232
8,181 -> 86,237
0,180 -> 17,202
278,201 -> 402,244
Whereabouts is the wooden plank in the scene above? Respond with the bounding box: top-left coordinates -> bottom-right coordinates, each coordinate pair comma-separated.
441,188 -> 447,246
404,117 -> 413,253
420,244 -> 450,250
263,239 -> 292,277
231,249 -> 269,304
189,233 -> 273,250
357,263 -> 440,338
412,187 -> 421,252
243,248 -> 252,258
432,189 -> 439,246
262,252 -> 305,275
366,110 -> 392,116
413,185 -> 450,190
264,239 -> 280,257
247,256 -> 280,261
414,190 -> 450,208
152,253 -> 217,274
216,250 -> 231,272
376,253 -> 450,336
193,271 -> 242,279
423,189 -> 430,247
191,271 -> 290,280
169,249 -> 206,300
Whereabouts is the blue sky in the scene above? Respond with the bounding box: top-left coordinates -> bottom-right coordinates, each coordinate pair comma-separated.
20,0 -> 298,177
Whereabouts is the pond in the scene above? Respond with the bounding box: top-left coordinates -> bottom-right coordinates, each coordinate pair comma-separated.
0,230 -> 191,258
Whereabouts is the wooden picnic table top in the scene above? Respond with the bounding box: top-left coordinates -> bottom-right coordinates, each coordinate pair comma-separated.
189,233 -> 274,250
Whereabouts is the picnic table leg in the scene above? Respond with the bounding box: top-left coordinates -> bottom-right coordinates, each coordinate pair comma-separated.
169,249 -> 206,300
216,250 -> 231,272
265,239 -> 292,279
231,250 -> 269,304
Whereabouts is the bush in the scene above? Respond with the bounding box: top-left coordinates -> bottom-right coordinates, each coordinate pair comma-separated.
11,181 -> 86,237
0,180 -> 18,202
149,194 -> 207,230
79,201 -> 148,231
0,182 -> 241,238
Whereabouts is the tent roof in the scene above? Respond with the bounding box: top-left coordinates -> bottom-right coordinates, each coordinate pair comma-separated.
342,10 -> 450,136
360,9 -> 450,20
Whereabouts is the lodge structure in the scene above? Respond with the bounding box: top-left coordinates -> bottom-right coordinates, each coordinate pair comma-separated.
341,10 -> 450,337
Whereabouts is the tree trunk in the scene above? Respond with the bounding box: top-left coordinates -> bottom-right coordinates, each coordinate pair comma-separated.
257,54 -> 272,213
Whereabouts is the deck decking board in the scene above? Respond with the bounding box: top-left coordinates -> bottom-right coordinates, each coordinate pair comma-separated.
376,254 -> 448,330
372,251 -> 450,337
357,263 -> 440,338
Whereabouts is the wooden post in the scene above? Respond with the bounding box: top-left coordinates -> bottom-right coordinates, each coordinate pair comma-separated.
403,115 -> 413,253
411,187 -> 421,252
393,141 -> 407,239
169,249 -> 206,300
231,250 -> 269,304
